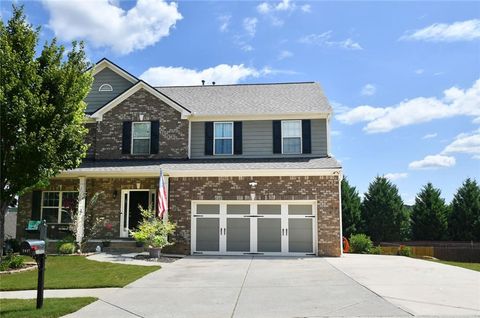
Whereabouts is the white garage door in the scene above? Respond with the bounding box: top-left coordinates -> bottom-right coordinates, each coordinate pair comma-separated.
191,201 -> 317,256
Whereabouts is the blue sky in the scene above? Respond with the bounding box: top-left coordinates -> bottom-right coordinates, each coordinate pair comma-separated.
2,0 -> 479,204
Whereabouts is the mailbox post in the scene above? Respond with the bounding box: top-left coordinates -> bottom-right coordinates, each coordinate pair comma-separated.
20,240 -> 46,309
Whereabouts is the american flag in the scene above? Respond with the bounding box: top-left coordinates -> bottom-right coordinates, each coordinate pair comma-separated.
157,169 -> 168,219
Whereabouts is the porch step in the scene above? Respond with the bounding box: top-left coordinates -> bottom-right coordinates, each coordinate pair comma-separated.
96,240 -> 145,254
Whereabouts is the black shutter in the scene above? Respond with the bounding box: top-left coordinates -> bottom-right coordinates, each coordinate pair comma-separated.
122,121 -> 132,154
31,191 -> 42,221
150,120 -> 160,154
272,120 -> 282,154
302,119 -> 312,154
205,122 -> 214,155
233,121 -> 243,155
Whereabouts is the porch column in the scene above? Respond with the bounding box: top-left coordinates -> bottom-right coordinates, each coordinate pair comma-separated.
76,176 -> 86,244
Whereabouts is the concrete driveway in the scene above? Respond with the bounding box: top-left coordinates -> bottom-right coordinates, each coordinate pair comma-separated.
326,254 -> 480,316
66,256 -> 409,318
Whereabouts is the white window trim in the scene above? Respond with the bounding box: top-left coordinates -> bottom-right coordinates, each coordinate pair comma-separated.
131,121 -> 151,155
98,83 -> 113,92
213,122 -> 234,155
41,191 -> 78,224
281,120 -> 302,154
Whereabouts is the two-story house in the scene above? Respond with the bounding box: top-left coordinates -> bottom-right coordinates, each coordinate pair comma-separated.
16,58 -> 343,257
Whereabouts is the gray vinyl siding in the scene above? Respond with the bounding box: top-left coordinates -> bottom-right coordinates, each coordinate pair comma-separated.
191,119 -> 328,158
84,68 -> 134,113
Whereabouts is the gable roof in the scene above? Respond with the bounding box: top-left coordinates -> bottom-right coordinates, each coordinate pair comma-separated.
90,81 -> 191,120
156,82 -> 332,118
91,58 -> 138,84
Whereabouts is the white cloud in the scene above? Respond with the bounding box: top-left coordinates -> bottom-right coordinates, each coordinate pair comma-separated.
243,17 -> 258,37
301,4 -> 311,13
361,84 -> 376,96
218,15 -> 231,32
442,130 -> 480,158
409,155 -> 456,169
422,133 -> 438,139
299,31 -> 362,50
42,0 -> 182,55
140,64 -> 268,86
384,173 -> 408,181
336,79 -> 480,133
278,50 -> 293,60
257,0 -> 296,14
330,101 -> 351,114
415,69 -> 425,75
401,19 -> 480,42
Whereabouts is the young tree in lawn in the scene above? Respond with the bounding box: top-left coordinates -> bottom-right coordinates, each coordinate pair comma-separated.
361,176 -> 410,242
411,183 -> 448,240
0,6 -> 93,256
341,177 -> 362,238
448,178 -> 480,241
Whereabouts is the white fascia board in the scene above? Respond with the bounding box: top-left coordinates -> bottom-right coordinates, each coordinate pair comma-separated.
90,82 -> 190,121
93,60 -> 137,84
187,112 -> 330,122
55,168 -> 342,178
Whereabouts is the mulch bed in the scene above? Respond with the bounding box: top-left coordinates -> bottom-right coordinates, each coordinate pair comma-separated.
133,254 -> 180,263
0,262 -> 37,275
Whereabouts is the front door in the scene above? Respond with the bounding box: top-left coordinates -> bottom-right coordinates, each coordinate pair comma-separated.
120,190 -> 156,237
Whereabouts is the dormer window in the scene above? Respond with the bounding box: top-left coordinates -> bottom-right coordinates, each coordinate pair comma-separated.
99,84 -> 113,92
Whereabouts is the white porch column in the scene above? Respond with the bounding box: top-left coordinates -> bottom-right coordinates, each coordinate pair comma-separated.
163,175 -> 169,222
76,176 -> 87,244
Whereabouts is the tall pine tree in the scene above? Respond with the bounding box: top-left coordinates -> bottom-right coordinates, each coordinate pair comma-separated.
448,178 -> 480,241
411,183 -> 448,240
361,176 -> 410,242
341,177 -> 361,238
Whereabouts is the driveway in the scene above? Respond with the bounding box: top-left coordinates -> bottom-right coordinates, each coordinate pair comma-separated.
326,254 -> 480,316
66,256 -> 409,318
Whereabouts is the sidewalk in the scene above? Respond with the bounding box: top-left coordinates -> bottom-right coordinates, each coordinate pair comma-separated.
0,288 -> 120,299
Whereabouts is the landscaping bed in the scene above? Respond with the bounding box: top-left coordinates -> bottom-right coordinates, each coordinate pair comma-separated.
0,255 -> 160,291
0,297 -> 96,318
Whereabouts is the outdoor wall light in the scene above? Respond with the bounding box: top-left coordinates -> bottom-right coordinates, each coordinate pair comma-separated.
139,114 -> 144,121
136,182 -> 141,189
249,181 -> 257,189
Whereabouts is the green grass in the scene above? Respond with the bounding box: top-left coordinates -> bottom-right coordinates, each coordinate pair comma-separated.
0,255 -> 160,291
433,260 -> 480,272
0,297 -> 97,318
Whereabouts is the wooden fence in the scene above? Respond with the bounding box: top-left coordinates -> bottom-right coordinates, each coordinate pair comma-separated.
380,241 -> 480,262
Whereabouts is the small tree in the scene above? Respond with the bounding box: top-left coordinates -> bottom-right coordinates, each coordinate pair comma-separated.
448,178 -> 480,241
130,208 -> 176,249
0,6 -> 93,256
361,176 -> 410,242
341,177 -> 362,238
411,183 -> 448,240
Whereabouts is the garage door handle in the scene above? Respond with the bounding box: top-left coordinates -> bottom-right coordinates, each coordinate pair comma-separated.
281,229 -> 284,236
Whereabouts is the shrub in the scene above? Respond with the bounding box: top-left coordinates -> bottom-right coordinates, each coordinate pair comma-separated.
349,234 -> 373,254
130,208 -> 176,249
397,245 -> 413,257
369,245 -> 382,254
56,235 -> 76,253
58,243 -> 76,254
0,253 -> 25,271
4,238 -> 20,253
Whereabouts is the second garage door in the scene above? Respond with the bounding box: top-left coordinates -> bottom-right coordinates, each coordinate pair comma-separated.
191,200 -> 317,256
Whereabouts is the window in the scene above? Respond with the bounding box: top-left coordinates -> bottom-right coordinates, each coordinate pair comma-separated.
41,191 -> 78,223
214,122 -> 233,155
282,120 -> 302,154
132,122 -> 151,154
98,83 -> 113,92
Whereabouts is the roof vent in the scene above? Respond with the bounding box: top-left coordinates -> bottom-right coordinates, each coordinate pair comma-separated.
212,81 -> 216,86
201,80 -> 205,86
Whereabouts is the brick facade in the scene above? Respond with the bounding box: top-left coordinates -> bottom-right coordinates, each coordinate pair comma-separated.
92,89 -> 189,160
17,175 -> 341,257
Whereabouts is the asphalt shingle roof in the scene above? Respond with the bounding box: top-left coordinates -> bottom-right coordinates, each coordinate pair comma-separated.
64,157 -> 341,175
156,82 -> 332,116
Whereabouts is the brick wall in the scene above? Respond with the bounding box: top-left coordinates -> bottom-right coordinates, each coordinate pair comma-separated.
17,175 -> 341,257
168,175 -> 341,256
95,89 -> 189,160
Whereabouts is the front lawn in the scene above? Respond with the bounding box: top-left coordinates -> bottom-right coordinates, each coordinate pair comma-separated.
0,297 -> 96,318
0,255 -> 160,291
433,260 -> 480,272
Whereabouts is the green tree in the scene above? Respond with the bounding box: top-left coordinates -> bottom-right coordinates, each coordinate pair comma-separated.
0,6 -> 93,255
411,183 -> 448,240
448,178 -> 480,241
341,177 -> 362,238
361,176 -> 410,242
